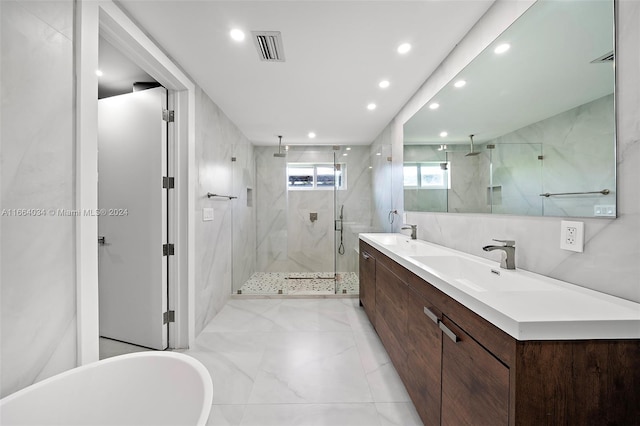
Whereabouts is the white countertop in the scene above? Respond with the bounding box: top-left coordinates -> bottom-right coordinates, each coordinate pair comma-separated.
360,233 -> 640,341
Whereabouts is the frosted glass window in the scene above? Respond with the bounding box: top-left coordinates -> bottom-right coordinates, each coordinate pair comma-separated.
287,163 -> 346,190
404,163 -> 450,189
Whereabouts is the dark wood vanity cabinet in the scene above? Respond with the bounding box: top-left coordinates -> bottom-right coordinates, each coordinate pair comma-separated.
406,286 -> 442,426
440,315 -> 509,426
358,247 -> 376,326
359,240 -> 640,426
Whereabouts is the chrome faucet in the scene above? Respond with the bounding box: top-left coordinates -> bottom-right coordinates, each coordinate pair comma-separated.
482,239 -> 516,269
401,224 -> 418,240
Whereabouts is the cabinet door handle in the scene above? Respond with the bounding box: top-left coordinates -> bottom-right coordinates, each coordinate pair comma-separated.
362,252 -> 371,260
423,307 -> 439,324
439,322 -> 460,343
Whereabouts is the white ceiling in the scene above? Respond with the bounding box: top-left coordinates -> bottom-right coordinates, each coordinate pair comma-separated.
112,0 -> 494,146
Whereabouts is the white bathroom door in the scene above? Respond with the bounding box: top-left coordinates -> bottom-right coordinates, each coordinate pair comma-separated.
98,87 -> 168,350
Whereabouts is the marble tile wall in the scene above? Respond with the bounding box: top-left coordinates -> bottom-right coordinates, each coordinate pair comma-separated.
447,150 -> 491,214
194,87 -> 254,335
490,143 -> 543,216
0,1 -> 77,397
255,147 -> 288,272
255,146 -> 374,275
372,0 -> 640,303
488,94 -> 615,217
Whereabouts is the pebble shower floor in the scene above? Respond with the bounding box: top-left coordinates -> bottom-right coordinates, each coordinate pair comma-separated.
238,272 -> 359,295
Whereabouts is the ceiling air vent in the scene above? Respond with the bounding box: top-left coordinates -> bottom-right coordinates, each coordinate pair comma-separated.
591,51 -> 614,63
252,31 -> 285,62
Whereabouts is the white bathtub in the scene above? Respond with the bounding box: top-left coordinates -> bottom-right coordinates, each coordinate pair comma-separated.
0,352 -> 213,426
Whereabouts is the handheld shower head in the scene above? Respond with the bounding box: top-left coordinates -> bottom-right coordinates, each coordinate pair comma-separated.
274,135 -> 287,157
465,134 -> 481,156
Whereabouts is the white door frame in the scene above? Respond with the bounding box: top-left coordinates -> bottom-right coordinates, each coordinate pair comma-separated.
75,0 -> 196,364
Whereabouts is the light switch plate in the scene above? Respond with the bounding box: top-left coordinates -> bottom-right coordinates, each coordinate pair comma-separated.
203,208 -> 214,222
560,220 -> 584,252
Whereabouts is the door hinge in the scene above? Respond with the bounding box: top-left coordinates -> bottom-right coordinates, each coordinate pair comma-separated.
163,176 -> 175,189
163,243 -> 175,256
162,109 -> 175,122
163,310 -> 175,324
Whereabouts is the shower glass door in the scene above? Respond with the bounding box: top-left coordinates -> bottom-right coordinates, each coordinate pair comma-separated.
233,145 -> 373,295
334,146 -> 373,294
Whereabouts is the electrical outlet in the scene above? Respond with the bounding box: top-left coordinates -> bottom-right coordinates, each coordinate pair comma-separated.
560,220 -> 584,252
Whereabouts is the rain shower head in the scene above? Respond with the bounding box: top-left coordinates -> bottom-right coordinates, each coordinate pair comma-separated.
465,134 -> 481,157
274,135 -> 286,157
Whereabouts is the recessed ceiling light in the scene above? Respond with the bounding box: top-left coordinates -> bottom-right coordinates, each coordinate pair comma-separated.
376,152 -> 382,156
494,43 -> 510,54
397,43 -> 411,54
367,103 -> 377,111
346,147 -> 351,151
429,102 -> 440,110
308,132 -> 316,139
454,80 -> 466,88
378,80 -> 390,89
343,153 -> 348,157
230,29 -> 245,42
440,131 -> 448,137
95,70 -> 103,77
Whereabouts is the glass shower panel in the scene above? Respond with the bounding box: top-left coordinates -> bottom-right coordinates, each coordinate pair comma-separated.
490,143 -> 543,215
233,144 -> 375,296
231,142 -> 257,294
335,146 -> 373,294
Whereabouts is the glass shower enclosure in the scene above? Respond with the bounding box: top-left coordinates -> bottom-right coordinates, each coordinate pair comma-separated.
231,145 -> 374,295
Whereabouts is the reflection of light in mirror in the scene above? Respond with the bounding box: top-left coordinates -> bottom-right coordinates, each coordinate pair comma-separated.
346,147 -> 351,150
367,103 -> 377,110
440,131 -> 448,137
494,43 -> 511,54
376,152 -> 382,156
429,103 -> 440,110
454,80 -> 466,88
397,43 -> 411,54
308,132 -> 316,138
95,70 -> 103,77
379,80 -> 390,89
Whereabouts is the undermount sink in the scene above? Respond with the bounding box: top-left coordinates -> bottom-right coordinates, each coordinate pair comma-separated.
410,256 -> 560,293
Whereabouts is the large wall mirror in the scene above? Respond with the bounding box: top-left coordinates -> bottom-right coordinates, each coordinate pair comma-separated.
403,0 -> 615,217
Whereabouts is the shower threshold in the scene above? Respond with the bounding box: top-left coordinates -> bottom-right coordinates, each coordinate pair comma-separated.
237,272 -> 359,295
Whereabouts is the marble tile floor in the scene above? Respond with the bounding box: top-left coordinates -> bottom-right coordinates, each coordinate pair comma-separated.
178,298 -> 423,426
238,272 -> 360,296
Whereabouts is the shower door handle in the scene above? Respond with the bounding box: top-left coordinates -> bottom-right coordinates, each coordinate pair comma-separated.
98,236 -> 106,245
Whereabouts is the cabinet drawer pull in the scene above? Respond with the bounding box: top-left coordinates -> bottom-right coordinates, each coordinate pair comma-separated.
423,307 -> 439,324
439,322 -> 460,343
362,252 -> 371,260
